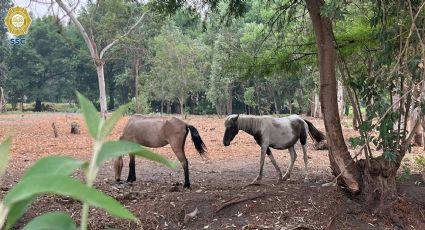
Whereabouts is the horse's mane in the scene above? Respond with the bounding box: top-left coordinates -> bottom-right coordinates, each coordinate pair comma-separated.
227,115 -> 274,134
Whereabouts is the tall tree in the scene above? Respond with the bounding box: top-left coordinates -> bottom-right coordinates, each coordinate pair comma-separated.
55,0 -> 149,116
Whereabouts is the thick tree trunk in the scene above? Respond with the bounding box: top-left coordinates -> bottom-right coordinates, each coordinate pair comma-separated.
306,0 -> 360,193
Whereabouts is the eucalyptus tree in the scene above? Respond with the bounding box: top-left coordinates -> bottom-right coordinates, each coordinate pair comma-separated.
55,0 -> 149,117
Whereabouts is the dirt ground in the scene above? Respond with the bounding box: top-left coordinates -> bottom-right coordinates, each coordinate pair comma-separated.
0,113 -> 424,230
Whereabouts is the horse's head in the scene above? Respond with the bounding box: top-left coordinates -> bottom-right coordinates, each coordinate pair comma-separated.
223,114 -> 240,146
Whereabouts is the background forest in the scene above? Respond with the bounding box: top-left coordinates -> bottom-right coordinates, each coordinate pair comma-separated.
1,0 -> 347,117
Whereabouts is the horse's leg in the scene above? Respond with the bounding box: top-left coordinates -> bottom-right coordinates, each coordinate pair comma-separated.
252,146 -> 267,183
170,140 -> 190,188
127,154 -> 136,182
302,144 -> 309,183
266,148 -> 283,182
282,146 -> 297,180
114,156 -> 123,181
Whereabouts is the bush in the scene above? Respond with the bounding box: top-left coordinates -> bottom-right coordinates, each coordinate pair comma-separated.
127,94 -> 151,115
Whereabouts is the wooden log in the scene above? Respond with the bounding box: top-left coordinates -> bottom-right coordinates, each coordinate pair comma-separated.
51,122 -> 58,138
70,122 -> 80,134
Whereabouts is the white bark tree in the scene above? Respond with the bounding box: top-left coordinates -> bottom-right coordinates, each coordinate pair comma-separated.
55,0 -> 148,117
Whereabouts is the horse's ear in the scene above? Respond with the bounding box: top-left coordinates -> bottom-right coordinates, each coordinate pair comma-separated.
233,114 -> 240,121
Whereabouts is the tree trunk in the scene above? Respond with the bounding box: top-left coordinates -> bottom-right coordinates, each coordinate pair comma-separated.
166,101 -> 171,114
313,92 -> 322,118
179,97 -> 184,117
226,83 -> 233,115
411,107 -> 423,146
96,63 -> 108,118
336,58 -> 360,130
337,80 -> 345,118
306,0 -> 360,193
0,87 -> 5,113
274,92 -> 279,114
132,57 -> 140,114
34,99 -> 42,112
160,99 -> 164,114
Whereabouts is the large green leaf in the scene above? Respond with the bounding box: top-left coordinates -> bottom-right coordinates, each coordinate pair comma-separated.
5,156 -> 85,229
4,175 -> 138,222
99,103 -> 129,140
96,140 -> 177,168
23,156 -> 87,179
0,137 -> 12,177
76,92 -> 101,139
5,198 -> 34,230
22,211 -> 77,230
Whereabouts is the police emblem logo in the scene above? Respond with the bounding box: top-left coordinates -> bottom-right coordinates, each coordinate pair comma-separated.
4,6 -> 32,36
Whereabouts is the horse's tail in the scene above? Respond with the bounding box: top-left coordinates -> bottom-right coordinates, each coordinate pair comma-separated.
187,125 -> 207,155
303,119 -> 325,143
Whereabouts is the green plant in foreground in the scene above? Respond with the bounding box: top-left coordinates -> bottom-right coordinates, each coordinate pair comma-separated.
0,92 -> 177,230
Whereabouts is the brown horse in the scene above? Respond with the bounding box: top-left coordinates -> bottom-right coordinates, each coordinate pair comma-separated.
114,116 -> 207,188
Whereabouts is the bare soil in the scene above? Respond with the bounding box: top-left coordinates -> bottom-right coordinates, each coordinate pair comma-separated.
0,113 -> 424,230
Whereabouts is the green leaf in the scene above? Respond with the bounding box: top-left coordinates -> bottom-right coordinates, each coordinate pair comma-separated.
99,103 -> 129,140
5,156 -> 85,229
0,137 -> 12,177
76,91 -> 101,139
5,198 -> 34,230
4,175 -> 138,222
22,211 -> 77,230
383,151 -> 396,161
96,140 -> 177,169
23,156 -> 87,179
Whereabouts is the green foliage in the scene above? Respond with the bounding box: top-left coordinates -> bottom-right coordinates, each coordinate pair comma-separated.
76,92 -> 101,139
22,212 -> 77,230
348,136 -> 365,149
414,156 -> 425,169
243,87 -> 256,107
0,93 -> 177,230
4,175 -> 138,221
0,137 -> 11,177
396,164 -> 411,182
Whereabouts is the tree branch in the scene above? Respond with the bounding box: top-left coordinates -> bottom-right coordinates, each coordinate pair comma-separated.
55,0 -> 98,59
99,10 -> 150,59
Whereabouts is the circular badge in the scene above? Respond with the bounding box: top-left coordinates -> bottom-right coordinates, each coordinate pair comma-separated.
4,6 -> 32,36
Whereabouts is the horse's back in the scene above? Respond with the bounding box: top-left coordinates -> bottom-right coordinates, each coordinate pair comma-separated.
121,116 -> 169,147
163,117 -> 188,137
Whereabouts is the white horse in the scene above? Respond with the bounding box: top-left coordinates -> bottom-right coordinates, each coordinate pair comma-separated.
223,114 -> 325,183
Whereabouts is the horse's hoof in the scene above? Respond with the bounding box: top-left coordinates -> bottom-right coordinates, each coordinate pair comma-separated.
126,177 -> 136,183
183,183 -> 191,189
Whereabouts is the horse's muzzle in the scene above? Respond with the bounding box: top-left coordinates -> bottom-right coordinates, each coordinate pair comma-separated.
223,141 -> 230,146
